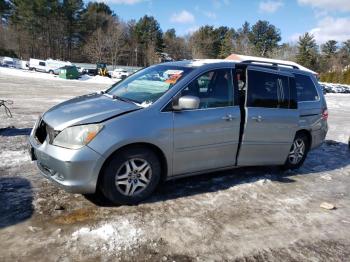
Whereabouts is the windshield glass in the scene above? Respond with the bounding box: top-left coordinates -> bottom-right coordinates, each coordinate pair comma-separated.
107,65 -> 193,107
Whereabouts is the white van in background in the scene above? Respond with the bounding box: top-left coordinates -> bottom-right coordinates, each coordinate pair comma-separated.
29,58 -> 71,73
46,59 -> 72,74
29,58 -> 46,72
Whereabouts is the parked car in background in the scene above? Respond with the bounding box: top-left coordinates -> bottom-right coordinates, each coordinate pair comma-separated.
86,68 -> 97,76
111,68 -> 130,79
1,57 -> 15,68
29,59 -> 328,205
29,58 -> 71,73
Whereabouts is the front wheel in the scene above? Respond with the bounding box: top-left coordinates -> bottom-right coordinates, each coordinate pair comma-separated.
283,133 -> 310,170
99,146 -> 161,205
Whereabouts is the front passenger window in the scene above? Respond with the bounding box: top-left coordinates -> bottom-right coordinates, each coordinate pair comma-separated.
181,69 -> 234,109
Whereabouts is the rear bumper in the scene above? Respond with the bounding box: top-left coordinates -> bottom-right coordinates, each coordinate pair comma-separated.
311,124 -> 328,149
29,135 -> 105,194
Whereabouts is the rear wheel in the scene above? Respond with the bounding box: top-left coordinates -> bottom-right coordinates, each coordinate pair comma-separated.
100,146 -> 161,205
283,133 -> 309,170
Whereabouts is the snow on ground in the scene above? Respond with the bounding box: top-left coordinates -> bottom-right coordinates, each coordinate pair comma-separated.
0,150 -> 30,168
0,66 -> 119,85
70,218 -> 143,253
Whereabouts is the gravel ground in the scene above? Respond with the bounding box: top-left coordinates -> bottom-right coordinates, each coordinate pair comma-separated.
0,74 -> 349,262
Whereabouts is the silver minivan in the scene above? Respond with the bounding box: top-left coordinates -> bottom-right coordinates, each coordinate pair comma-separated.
29,59 -> 328,204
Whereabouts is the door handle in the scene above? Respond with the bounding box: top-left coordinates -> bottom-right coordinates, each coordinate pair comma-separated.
222,114 -> 235,121
252,115 -> 263,122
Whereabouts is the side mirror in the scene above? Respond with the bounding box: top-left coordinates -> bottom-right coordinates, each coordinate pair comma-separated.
173,95 -> 200,110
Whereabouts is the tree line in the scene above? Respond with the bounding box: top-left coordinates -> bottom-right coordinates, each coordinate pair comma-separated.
0,0 -> 350,83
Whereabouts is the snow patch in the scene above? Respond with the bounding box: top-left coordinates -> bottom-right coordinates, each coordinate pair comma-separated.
0,150 -> 30,167
70,219 -> 143,252
136,101 -> 153,108
79,74 -> 120,84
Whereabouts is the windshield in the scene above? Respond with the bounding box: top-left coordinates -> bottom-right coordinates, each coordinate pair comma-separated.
107,65 -> 193,107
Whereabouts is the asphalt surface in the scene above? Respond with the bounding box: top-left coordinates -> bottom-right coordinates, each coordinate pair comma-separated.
0,73 -> 349,261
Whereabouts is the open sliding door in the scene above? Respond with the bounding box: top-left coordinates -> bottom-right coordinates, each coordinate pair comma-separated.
237,66 -> 299,166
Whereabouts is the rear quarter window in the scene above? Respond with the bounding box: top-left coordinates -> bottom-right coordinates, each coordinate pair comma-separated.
294,74 -> 319,102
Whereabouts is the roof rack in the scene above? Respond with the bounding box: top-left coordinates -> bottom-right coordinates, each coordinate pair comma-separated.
240,60 -> 299,70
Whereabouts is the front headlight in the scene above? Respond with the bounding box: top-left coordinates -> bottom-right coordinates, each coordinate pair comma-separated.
53,124 -> 103,149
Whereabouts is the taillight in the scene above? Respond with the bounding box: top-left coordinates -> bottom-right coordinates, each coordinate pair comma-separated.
322,108 -> 328,120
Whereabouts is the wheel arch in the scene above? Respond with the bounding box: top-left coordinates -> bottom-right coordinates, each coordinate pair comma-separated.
295,129 -> 312,149
97,142 -> 169,188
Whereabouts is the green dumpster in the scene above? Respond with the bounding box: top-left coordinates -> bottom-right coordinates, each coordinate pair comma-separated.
59,66 -> 80,79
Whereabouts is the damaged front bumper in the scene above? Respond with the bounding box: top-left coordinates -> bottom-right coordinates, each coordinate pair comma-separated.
28,134 -> 105,194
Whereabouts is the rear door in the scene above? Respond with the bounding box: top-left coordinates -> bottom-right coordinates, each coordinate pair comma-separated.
172,68 -> 241,175
237,66 -> 299,166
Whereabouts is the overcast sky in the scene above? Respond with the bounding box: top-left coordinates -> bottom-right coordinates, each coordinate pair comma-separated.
94,0 -> 350,44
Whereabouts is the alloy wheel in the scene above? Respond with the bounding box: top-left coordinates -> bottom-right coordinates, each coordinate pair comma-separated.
288,138 -> 305,165
115,158 -> 152,196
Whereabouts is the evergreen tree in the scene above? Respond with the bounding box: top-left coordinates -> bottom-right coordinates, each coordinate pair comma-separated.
163,28 -> 190,60
62,0 -> 84,59
213,26 -> 230,57
189,25 -> 218,58
248,20 -> 281,57
134,15 -> 163,66
218,29 -> 235,58
81,1 -> 114,37
321,40 -> 337,57
296,33 -> 318,71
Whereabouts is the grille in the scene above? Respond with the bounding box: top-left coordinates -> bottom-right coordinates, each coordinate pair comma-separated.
35,119 -> 47,144
35,119 -> 58,144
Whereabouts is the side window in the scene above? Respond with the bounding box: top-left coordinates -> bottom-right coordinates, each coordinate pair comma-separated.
247,70 -> 291,108
181,69 -> 234,109
39,62 -> 46,66
294,74 -> 319,102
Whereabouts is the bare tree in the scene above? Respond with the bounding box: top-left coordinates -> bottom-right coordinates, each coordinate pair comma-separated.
104,17 -> 125,68
84,28 -> 106,63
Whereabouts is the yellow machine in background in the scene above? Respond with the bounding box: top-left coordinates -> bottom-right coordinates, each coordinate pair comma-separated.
96,62 -> 109,77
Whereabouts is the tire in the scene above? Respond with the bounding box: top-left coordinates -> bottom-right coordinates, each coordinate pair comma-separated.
49,70 -> 54,74
99,146 -> 161,205
283,133 -> 310,170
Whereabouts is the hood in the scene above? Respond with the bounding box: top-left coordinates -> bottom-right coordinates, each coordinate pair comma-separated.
43,93 -> 141,130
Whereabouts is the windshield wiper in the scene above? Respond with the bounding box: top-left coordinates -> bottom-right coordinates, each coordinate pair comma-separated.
114,95 -> 140,104
103,93 -> 140,104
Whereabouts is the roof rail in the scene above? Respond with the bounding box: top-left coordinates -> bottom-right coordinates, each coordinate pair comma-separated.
240,60 -> 299,69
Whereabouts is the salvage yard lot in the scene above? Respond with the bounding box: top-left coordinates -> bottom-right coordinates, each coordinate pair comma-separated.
0,73 -> 350,261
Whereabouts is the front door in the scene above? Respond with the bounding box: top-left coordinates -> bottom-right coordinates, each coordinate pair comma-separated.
172,68 -> 241,175
238,66 -> 299,166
